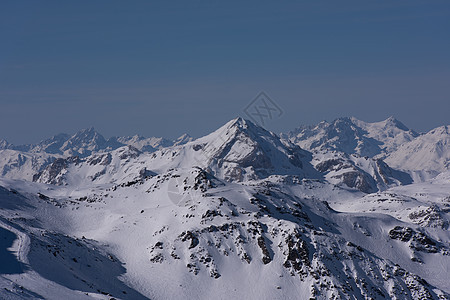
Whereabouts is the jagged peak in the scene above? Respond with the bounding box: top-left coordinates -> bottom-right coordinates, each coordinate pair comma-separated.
333,116 -> 353,124
225,117 -> 249,129
223,117 -> 274,136
69,127 -> 105,142
0,138 -> 10,149
78,126 -> 95,132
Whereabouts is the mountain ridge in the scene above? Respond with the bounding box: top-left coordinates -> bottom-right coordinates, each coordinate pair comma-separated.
0,116 -> 449,299
282,116 -> 420,158
0,127 -> 192,157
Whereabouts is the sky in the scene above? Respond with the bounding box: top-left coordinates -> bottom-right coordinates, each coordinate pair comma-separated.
1,0 -> 449,144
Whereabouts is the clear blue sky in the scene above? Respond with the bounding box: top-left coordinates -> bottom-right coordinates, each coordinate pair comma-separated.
1,0 -> 449,144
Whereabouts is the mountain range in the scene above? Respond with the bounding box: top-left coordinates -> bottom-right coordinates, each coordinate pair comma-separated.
0,128 -> 192,157
0,116 -> 448,299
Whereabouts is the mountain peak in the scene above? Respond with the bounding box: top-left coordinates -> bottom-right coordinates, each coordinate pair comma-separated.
60,127 -> 107,156
224,117 -> 273,137
334,116 -> 352,123
75,127 -> 98,136
427,125 -> 449,136
173,133 -> 192,146
285,116 -> 420,158
386,116 -> 397,122
0,138 -> 10,149
227,117 -> 250,129
181,117 -> 318,182
382,116 -> 410,131
70,127 -> 106,142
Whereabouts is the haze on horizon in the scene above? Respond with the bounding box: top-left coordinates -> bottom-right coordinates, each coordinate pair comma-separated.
1,0 -> 449,144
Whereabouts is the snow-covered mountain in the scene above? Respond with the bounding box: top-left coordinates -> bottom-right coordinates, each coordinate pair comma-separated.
29,133 -> 71,154
283,116 -> 449,182
147,117 -> 321,182
0,128 -> 191,157
32,118 -> 319,186
0,149 -> 58,181
1,117 -> 449,299
311,151 -> 412,193
283,117 -> 419,158
385,125 -> 449,174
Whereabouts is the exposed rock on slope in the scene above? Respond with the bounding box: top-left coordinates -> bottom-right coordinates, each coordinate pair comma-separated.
312,152 -> 412,193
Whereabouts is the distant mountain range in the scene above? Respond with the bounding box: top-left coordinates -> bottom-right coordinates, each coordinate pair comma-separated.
0,127 -> 192,157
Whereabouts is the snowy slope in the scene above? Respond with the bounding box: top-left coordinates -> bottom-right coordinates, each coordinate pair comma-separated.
0,150 -> 58,181
351,116 -> 419,155
385,125 -> 449,174
1,169 -> 449,299
0,117 -> 449,300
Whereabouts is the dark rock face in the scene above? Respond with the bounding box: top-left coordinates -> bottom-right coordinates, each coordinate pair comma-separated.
118,146 -> 141,160
409,205 -> 449,229
239,146 -> 273,170
375,159 -> 412,186
336,171 -> 376,193
257,236 -> 272,264
389,226 -> 442,254
411,232 -> 438,253
389,226 -> 414,242
87,153 -> 112,166
315,159 -> 346,173
32,156 -> 82,185
314,153 -> 411,193
283,231 -> 309,273
180,231 -> 199,249
315,157 -> 376,192
33,158 -> 68,185
192,168 -> 215,192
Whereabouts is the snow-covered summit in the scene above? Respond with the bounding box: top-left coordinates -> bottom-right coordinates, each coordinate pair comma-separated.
147,117 -> 320,182
385,125 -> 449,173
59,127 -> 108,156
350,116 -> 419,155
284,116 -> 418,158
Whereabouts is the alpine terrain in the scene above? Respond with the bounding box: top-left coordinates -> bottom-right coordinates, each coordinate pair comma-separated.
0,117 -> 449,300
